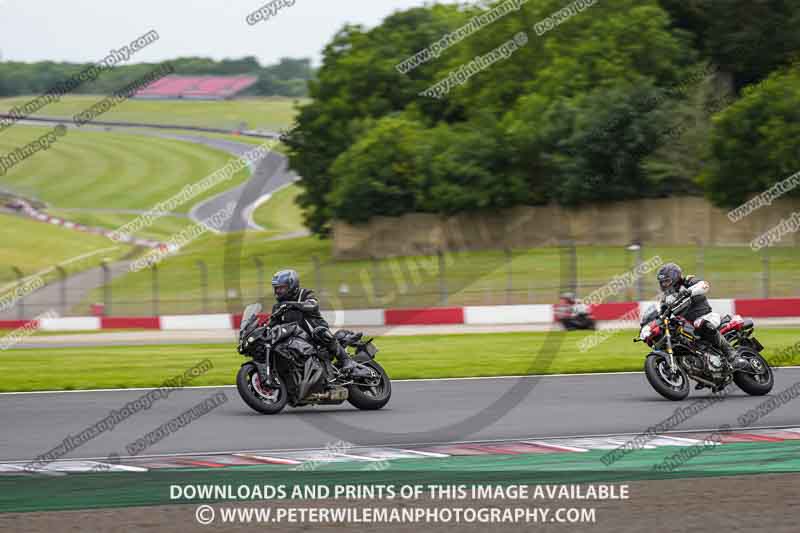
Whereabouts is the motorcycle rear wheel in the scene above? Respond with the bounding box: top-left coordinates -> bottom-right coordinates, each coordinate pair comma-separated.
645,354 -> 690,401
733,350 -> 774,396
237,363 -> 288,414
347,361 -> 392,410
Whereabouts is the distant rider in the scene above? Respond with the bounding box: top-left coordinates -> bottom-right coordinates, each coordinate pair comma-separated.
554,292 -> 595,330
268,269 -> 369,377
656,263 -> 747,371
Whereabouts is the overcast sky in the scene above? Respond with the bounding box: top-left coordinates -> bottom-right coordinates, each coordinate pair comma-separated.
0,0 -> 453,66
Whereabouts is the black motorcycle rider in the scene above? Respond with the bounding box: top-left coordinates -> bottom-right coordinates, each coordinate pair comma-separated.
269,269 -> 369,377
656,263 -> 747,372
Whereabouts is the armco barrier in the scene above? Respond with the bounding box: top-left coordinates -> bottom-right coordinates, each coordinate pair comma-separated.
4,298 -> 800,332
734,298 -> 800,318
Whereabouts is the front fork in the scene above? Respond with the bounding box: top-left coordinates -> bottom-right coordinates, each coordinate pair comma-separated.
663,317 -> 678,373
254,346 -> 273,385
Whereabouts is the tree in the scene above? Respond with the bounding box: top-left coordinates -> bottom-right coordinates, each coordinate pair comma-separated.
659,0 -> 800,91
704,65 -> 800,206
284,6 -> 469,234
327,116 -> 423,223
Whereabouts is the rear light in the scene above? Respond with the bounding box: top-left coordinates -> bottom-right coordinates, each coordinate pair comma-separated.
720,314 -> 747,335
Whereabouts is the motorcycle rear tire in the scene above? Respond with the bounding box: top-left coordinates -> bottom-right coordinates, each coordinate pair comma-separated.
733,350 -> 774,396
347,361 -> 392,410
645,354 -> 690,401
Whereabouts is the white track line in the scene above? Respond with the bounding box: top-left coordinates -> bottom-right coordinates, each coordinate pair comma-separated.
2,366 -> 799,396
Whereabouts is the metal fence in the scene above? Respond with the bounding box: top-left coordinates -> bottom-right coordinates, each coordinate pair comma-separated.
1,243 -> 798,320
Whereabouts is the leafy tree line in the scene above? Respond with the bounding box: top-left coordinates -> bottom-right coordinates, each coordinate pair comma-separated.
283,0 -> 799,235
0,56 -> 315,98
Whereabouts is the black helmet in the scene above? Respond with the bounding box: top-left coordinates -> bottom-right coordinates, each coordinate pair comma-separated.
656,263 -> 683,293
271,269 -> 299,301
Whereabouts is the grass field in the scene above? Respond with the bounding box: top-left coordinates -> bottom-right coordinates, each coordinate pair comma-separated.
0,213 -> 133,287
0,96 -> 305,131
1,328 -> 798,392
76,226 -> 800,315
0,125 -> 252,213
252,183 -> 304,234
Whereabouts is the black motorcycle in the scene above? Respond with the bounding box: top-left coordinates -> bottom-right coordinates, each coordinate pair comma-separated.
635,294 -> 773,401
235,303 -> 392,414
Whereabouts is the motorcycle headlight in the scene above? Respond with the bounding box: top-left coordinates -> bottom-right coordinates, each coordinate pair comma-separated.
640,325 -> 652,341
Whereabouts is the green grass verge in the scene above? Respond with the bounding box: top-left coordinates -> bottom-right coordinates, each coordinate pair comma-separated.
0,125 -> 251,213
0,213 -> 133,287
0,96 -> 305,131
1,328 -> 797,392
252,183 -> 304,234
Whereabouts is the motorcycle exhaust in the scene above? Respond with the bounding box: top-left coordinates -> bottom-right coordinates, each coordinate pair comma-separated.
305,387 -> 349,404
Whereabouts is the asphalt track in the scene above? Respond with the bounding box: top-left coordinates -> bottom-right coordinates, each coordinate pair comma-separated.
2,368 -> 799,463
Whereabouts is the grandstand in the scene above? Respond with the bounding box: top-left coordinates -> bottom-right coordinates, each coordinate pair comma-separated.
134,75 -> 258,100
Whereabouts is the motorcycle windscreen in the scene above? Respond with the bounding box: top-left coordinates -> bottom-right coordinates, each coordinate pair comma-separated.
240,303 -> 263,339
640,304 -> 659,326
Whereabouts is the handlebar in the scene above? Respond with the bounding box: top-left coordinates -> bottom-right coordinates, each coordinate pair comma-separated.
660,295 -> 691,319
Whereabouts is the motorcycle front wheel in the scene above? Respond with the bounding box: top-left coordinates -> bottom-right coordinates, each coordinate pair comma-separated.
347,361 -> 392,410
237,362 -> 288,414
733,350 -> 774,396
644,353 -> 690,401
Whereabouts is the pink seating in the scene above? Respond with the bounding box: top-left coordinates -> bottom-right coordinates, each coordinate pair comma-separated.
134,75 -> 259,99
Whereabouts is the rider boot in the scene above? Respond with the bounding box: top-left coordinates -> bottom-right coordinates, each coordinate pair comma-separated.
331,340 -> 371,378
711,329 -> 748,370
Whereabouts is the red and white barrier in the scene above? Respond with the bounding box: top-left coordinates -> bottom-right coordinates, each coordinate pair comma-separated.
2,298 -> 799,332
464,305 -> 553,325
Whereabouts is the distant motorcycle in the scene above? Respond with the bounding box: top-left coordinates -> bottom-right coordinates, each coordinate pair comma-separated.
635,295 -> 773,401
555,301 -> 596,330
235,303 -> 392,414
